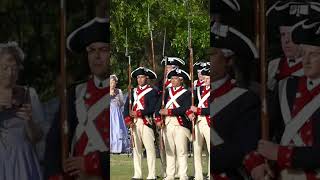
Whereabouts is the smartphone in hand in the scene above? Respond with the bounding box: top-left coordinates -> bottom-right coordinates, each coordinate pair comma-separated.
0,88 -> 13,109
10,86 -> 31,109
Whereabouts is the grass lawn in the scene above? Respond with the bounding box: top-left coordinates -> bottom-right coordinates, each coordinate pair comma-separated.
110,153 -> 208,180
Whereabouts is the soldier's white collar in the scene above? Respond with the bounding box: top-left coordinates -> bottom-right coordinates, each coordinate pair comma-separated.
138,84 -> 148,90
286,56 -> 302,67
93,75 -> 108,89
173,86 -> 182,91
307,77 -> 320,91
212,75 -> 228,90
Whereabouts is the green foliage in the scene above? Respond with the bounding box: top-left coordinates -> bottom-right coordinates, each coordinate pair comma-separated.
0,0 -> 209,100
111,0 -> 209,91
0,0 -> 99,101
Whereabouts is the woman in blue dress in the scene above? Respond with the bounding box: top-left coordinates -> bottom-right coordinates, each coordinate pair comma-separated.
110,74 -> 129,153
0,42 -> 44,180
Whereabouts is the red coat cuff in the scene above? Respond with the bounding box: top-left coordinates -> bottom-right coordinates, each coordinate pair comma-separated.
155,116 -> 162,123
277,146 -> 293,169
125,116 -> 132,125
167,109 -> 173,116
84,152 -> 102,176
196,108 -> 202,115
213,173 -> 229,180
136,110 -> 142,117
48,175 -> 64,180
186,109 -> 193,116
243,151 -> 265,173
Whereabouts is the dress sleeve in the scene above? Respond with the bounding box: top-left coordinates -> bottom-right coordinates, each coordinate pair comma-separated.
118,89 -> 124,107
29,87 -> 45,124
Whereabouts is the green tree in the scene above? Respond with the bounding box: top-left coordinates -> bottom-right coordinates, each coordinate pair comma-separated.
0,0 -> 106,101
111,0 -> 209,90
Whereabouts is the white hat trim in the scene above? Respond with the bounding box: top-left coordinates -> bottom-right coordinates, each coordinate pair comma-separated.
130,67 -> 157,79
67,17 -> 108,51
229,27 -> 259,59
222,0 -> 240,12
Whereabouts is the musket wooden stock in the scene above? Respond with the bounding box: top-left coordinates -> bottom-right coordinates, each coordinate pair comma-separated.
128,59 -> 135,148
189,51 -> 195,141
59,0 -> 69,165
126,28 -> 135,149
257,0 -> 269,140
160,60 -> 167,151
188,22 -> 195,141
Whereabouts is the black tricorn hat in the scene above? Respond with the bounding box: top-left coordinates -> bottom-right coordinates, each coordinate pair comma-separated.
211,0 -> 240,15
131,67 -> 157,79
167,68 -> 191,80
67,17 -> 110,53
200,68 -> 210,76
193,61 -> 210,71
161,57 -> 185,66
292,17 -> 320,46
267,0 -> 320,28
211,22 -> 259,61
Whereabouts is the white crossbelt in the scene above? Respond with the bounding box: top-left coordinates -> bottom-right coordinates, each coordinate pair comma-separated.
211,128 -> 224,146
210,87 -> 246,146
165,89 -> 187,109
72,83 -> 108,155
197,87 -> 210,108
278,79 -> 320,180
211,87 -> 246,117
132,87 -> 152,110
279,79 -> 320,146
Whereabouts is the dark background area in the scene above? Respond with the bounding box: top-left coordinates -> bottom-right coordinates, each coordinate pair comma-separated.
0,0 -> 107,101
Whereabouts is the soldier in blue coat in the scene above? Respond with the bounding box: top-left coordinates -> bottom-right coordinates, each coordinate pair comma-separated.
123,67 -> 159,180
155,68 -> 192,180
211,21 -> 261,180
245,17 -> 320,180
44,17 -> 109,180
187,68 -> 211,180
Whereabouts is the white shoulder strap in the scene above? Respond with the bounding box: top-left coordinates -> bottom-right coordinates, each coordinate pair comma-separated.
132,87 -> 153,110
211,87 -> 246,117
268,58 -> 281,90
165,89 -> 187,109
75,82 -> 87,100
278,79 -> 305,146
198,90 -> 210,108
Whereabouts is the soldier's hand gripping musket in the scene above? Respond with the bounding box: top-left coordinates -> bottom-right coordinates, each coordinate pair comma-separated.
159,29 -> 167,151
187,12 -> 196,141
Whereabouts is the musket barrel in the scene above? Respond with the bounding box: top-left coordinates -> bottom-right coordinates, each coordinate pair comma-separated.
257,0 -> 268,140
59,0 -> 69,163
148,5 -> 156,72
125,28 -> 135,148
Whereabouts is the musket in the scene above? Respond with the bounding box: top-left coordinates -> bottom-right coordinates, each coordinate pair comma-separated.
59,0 -> 70,166
148,5 -> 156,72
257,0 -> 268,140
257,1 -> 274,179
160,29 -> 167,151
187,9 -> 195,142
125,28 -> 135,148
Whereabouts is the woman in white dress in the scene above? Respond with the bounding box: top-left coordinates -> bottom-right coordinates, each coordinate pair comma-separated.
110,74 -> 129,153
0,42 -> 44,180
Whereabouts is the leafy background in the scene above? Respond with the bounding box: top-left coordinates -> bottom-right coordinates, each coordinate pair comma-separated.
110,0 -> 210,90
0,0 -> 281,100
0,0 -> 107,102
